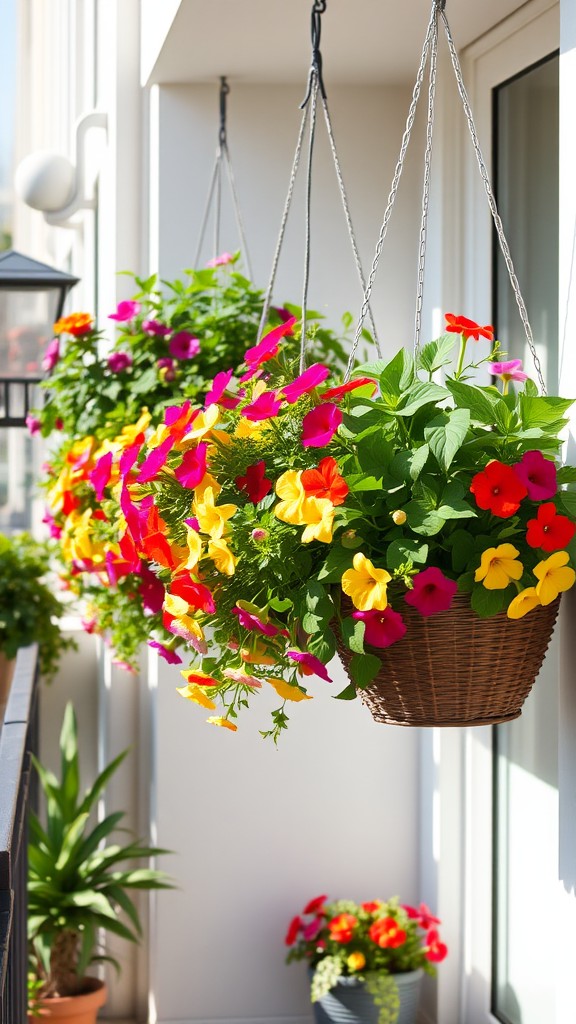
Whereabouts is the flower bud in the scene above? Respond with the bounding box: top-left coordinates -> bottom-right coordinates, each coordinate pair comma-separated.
391,509 -> 407,525
251,528 -> 268,543
347,952 -> 366,972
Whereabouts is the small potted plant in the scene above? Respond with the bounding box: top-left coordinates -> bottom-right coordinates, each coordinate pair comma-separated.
0,532 -> 74,717
285,894 -> 447,1024
27,702 -> 172,1023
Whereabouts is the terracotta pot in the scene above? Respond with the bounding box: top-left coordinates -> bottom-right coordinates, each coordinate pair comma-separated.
0,651 -> 16,725
31,980 -> 107,1024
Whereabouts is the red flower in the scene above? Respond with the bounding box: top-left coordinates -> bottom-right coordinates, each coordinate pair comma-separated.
402,903 -> 441,929
425,928 -> 448,963
328,914 -> 357,944
470,461 -> 527,518
235,461 -> 273,504
361,901 -> 382,914
404,567 -> 458,616
369,917 -> 407,949
526,502 -> 576,552
284,916 -> 303,946
303,894 -> 328,915
321,377 -> 378,401
301,456 -> 349,506
171,573 -> 215,614
445,313 -> 494,341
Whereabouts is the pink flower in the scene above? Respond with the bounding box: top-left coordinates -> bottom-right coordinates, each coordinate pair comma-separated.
489,359 -> 529,383
301,404 -> 343,448
148,640 -> 182,664
143,318 -> 171,336
42,337 -> 60,372
287,650 -> 332,682
169,331 -> 200,360
244,317 -> 297,370
205,368 -> 234,407
89,451 -> 113,501
303,917 -> 324,941
233,606 -> 280,636
107,351 -> 132,373
206,251 -> 234,267
157,357 -> 176,381
42,509 -> 62,539
175,443 -> 208,489
402,903 -> 441,929
222,668 -> 263,688
112,658 -> 137,674
281,363 -> 330,404
513,450 -> 558,501
119,435 -> 144,477
352,607 -> 406,647
404,567 -> 458,616
137,435 -> 175,483
241,390 -> 282,421
26,413 -> 41,435
109,300 -> 141,322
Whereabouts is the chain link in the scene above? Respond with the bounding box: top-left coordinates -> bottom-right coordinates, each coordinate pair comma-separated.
345,4 -> 437,381
300,72 -> 320,373
222,141 -> 254,282
414,14 -> 438,351
439,10 -> 546,393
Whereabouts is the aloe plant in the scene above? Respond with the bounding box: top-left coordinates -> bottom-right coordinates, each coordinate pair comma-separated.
28,703 -> 172,998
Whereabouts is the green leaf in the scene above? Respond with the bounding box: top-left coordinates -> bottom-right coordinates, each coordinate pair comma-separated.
348,653 -> 381,689
268,596 -> 293,612
395,382 -> 449,417
446,379 -> 499,424
317,546 -> 355,583
556,490 -> 576,519
59,703 -> 80,818
448,530 -> 476,573
417,333 -> 456,373
341,616 -> 365,654
470,585 -> 510,618
403,500 -> 445,536
519,394 -> 574,430
557,467 -> 576,484
344,473 -> 383,492
333,683 -> 358,701
425,408 -> 470,471
307,629 -> 337,664
386,539 -> 429,571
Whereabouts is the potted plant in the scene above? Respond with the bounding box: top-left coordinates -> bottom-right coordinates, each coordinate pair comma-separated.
27,702 -> 172,1022
0,532 -> 74,717
285,894 -> 447,1024
99,312 -> 576,738
32,255 -> 351,672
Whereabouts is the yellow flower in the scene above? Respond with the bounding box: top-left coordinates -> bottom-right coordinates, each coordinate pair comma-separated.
163,593 -> 189,618
208,538 -> 237,575
241,642 -> 277,666
176,684 -> 216,710
175,526 -> 203,572
194,486 -> 237,540
195,473 -> 221,500
341,553 -> 391,611
391,510 -> 407,525
234,418 -> 267,439
347,952 -> 366,972
507,587 -> 541,619
301,498 -> 335,544
187,404 -> 220,439
274,470 -> 308,525
206,716 -> 238,732
474,544 -> 523,590
534,551 -> 576,605
266,678 -> 313,702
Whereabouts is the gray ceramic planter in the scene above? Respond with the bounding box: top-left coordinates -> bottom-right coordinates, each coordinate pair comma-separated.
310,969 -> 423,1024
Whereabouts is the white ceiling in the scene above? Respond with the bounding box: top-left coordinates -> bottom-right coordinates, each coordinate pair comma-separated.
144,0 -> 529,87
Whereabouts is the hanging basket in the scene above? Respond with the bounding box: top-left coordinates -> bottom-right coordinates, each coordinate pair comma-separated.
334,594 -> 560,728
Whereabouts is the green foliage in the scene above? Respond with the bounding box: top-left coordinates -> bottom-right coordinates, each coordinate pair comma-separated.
28,703 -> 173,999
0,532 -> 75,679
364,973 -> 401,1024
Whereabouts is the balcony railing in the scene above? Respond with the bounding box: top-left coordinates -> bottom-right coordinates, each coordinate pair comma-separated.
0,647 -> 39,1024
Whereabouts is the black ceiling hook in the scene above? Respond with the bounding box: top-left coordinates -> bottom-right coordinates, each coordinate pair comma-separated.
301,0 -> 327,107
434,0 -> 446,11
219,76 -> 230,146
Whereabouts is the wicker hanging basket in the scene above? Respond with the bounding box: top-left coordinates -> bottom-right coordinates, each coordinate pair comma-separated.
335,594 -> 560,728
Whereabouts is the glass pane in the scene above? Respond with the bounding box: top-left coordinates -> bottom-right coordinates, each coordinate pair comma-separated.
0,425 -> 43,534
492,53 -> 559,1024
0,288 -> 61,377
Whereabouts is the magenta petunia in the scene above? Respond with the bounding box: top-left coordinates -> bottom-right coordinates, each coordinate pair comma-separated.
42,337 -> 60,372
26,413 -> 41,435
232,606 -> 280,636
147,640 -> 183,665
244,317 -> 297,370
303,917 -> 324,942
241,390 -> 282,422
513,450 -> 558,501
139,563 -> 166,614
404,567 -> 458,616
169,331 -> 200,360
137,435 -> 175,483
157,357 -> 176,381
143,318 -> 171,336
175,443 -> 208,489
89,451 -> 113,501
489,359 -> 529,383
107,351 -> 132,373
301,404 -> 343,448
165,400 -> 192,427
42,509 -> 62,539
352,607 -> 407,647
287,650 -> 333,682
206,251 -> 234,267
119,435 -> 144,478
109,300 -> 141,322
205,368 -> 234,407
281,363 -> 330,404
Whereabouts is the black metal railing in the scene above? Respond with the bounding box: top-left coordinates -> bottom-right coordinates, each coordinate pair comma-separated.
0,646 -> 39,1024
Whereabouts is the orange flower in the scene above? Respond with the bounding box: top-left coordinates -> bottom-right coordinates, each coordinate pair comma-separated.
445,313 -> 494,342
369,916 -> 407,949
328,913 -> 357,944
53,312 -> 94,336
301,456 -> 349,506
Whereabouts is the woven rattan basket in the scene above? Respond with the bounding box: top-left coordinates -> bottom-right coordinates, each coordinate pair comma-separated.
335,593 -> 560,727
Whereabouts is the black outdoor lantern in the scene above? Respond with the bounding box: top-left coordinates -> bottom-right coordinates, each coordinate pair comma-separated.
0,249 -> 79,426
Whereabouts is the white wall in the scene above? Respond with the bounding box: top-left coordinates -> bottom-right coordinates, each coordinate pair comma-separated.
148,81 -> 424,1024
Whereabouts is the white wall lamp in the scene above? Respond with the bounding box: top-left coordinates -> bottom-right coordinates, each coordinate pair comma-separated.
15,111 -> 108,228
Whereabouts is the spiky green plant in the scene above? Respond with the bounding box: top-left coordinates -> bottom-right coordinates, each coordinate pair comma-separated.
28,703 -> 172,998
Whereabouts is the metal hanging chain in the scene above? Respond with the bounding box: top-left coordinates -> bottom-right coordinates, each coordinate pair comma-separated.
300,70 -> 320,373
413,12 -> 439,352
344,2 -> 437,381
193,77 -> 253,278
439,8 -> 546,393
